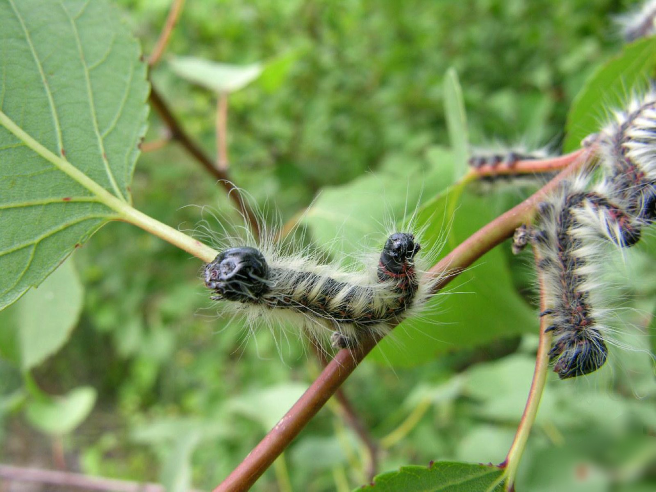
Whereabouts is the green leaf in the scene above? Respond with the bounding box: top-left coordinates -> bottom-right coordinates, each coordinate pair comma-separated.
131,417 -> 229,444
15,258 -> 83,371
358,462 -> 504,492
291,436 -> 349,470
443,68 -> 469,180
563,37 -> 656,152
258,48 -> 304,94
0,0 -> 149,310
228,383 -> 307,431
303,150 -> 454,257
649,306 -> 656,357
168,56 -> 263,94
25,385 -> 96,435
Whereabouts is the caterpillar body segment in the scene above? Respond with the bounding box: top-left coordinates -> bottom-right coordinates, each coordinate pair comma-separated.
204,232 -> 426,349
531,178 -> 611,379
597,92 -> 656,230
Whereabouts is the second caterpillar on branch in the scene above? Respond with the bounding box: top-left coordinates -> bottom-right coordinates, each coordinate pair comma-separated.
516,91 -> 656,379
204,231 -> 437,349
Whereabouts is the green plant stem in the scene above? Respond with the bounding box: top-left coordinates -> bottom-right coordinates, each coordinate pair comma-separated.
501,253 -> 553,491
380,398 -> 432,449
272,454 -> 292,492
116,202 -> 217,262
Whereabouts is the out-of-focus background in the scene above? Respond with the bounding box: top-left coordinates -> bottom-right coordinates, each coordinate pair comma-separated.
1,1 -> 655,491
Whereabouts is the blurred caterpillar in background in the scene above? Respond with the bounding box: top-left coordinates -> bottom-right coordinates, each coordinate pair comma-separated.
616,0 -> 656,42
524,91 -> 656,379
199,206 -> 442,350
468,145 -> 557,193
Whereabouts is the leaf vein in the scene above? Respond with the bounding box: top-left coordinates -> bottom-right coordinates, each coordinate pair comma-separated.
0,215 -> 110,257
7,0 -> 64,155
0,244 -> 36,297
101,60 -> 135,139
0,197 -> 99,210
59,0 -> 126,201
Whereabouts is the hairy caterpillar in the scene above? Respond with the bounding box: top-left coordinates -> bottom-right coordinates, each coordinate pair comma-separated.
196,200 -> 441,351
528,92 -> 656,379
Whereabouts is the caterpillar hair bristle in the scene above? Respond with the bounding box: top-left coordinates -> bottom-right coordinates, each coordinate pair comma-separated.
529,91 -> 656,379
615,0 -> 656,42
194,194 -> 444,355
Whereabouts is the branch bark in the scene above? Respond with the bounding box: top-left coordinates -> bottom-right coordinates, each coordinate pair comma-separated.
0,464 -> 203,492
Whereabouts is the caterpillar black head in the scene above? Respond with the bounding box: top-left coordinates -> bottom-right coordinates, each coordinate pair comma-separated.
380,233 -> 420,274
205,247 -> 270,302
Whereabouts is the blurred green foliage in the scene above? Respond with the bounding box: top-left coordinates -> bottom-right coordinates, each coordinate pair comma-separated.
1,0 -> 656,491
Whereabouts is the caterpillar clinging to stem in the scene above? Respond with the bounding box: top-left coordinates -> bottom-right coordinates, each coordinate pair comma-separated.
204,230 -> 436,349
514,91 -> 656,379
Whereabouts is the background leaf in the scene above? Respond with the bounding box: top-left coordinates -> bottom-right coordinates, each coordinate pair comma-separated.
0,0 -> 149,310
303,149 -> 455,258
5,258 -> 84,371
168,56 -> 264,94
443,68 -> 469,180
25,385 -> 96,435
563,37 -> 656,152
358,462 -> 504,491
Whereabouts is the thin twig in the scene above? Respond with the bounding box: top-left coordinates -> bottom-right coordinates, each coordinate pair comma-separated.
212,147 -> 593,492
148,85 -> 260,239
0,464 -> 204,492
379,398 -> 432,449
470,151 -> 583,178
148,0 -> 186,67
500,252 -> 554,492
216,93 -> 229,171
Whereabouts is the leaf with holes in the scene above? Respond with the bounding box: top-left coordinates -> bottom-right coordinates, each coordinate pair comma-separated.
0,0 -> 149,310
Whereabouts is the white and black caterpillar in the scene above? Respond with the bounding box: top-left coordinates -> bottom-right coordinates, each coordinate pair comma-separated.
204,231 -> 434,349
525,92 -> 656,379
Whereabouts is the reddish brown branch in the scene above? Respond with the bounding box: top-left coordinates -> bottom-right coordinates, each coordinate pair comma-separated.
213,148 -> 593,491
148,85 -> 260,239
148,0 -> 186,67
471,149 -> 585,178
0,464 -> 203,492
216,94 -> 229,171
